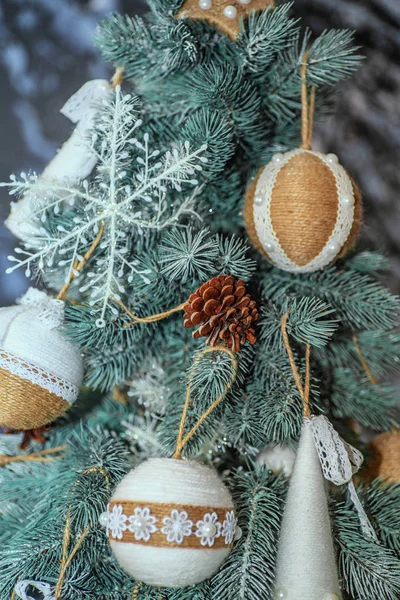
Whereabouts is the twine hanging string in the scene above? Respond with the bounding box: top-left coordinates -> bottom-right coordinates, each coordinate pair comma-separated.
56,66 -> 122,304
281,313 -> 311,417
0,445 -> 66,468
54,466 -> 111,599
300,52 -> 316,150
113,297 -> 186,327
352,334 -> 378,385
56,222 -> 104,302
173,345 -> 238,460
112,66 -> 124,89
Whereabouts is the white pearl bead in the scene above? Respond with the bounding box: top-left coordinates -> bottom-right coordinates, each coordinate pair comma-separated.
328,242 -> 339,254
199,0 -> 212,8
203,522 -> 217,537
324,594 -> 340,600
224,5 -> 237,18
234,525 -> 243,541
99,512 -> 108,527
326,153 -> 339,164
254,195 -> 264,205
273,590 -> 287,599
239,0 -> 252,3
272,153 -> 283,163
265,242 -> 275,252
341,196 -> 354,206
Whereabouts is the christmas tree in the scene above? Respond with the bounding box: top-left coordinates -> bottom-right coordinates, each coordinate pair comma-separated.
0,2 -> 399,599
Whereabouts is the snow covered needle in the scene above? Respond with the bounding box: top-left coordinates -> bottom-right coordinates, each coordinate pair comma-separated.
2,86 -> 207,326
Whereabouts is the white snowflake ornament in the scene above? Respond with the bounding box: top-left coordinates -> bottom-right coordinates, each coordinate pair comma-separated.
2,86 -> 207,328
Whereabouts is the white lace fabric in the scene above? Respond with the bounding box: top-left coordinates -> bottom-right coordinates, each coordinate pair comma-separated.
60,79 -> 111,124
307,415 -> 377,540
253,149 -> 356,272
0,350 -> 78,404
18,288 -> 65,330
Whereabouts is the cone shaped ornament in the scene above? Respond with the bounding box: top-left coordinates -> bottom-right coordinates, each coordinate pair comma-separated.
273,421 -> 342,600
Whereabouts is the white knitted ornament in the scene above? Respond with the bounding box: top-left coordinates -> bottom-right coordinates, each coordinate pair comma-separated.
244,149 -> 362,273
257,443 -> 296,478
5,80 -> 112,241
273,421 -> 342,600
105,457 -> 236,588
0,288 -> 83,430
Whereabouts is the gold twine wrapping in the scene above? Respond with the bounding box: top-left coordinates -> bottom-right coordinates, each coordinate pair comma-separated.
108,501 -> 234,549
177,0 -> 275,40
0,366 -> 70,430
270,152 -> 338,266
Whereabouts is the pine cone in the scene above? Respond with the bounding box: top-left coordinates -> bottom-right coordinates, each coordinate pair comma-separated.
183,275 -> 258,351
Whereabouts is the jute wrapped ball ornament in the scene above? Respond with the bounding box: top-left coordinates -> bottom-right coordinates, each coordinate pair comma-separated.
0,288 -> 83,430
105,457 -> 237,588
363,430 -> 400,483
244,149 -> 362,272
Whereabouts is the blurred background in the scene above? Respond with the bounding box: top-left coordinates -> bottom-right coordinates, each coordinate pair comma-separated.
0,0 -> 399,304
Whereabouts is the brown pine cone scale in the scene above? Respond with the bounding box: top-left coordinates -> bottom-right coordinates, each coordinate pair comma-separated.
183,275 -> 258,351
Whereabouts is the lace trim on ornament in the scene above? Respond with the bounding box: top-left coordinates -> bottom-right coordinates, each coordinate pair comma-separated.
0,350 -> 78,404
60,79 -> 111,124
253,149 -> 355,272
18,288 -> 65,330
106,503 -> 237,548
307,415 -> 377,540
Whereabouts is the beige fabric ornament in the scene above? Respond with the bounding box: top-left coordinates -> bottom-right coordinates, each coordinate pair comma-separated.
273,421 -> 342,600
177,0 -> 274,39
273,314 -> 376,599
105,457 -> 236,588
244,58 -> 362,273
364,430 -> 400,483
0,288 -> 83,430
5,80 -> 112,241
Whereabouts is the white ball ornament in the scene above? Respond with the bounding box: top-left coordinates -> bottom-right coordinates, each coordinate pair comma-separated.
257,443 -> 296,478
244,148 -> 362,273
0,288 -> 83,430
105,457 -> 237,588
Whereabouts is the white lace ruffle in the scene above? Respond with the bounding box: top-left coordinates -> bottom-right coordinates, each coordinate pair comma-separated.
307,415 -> 377,539
253,149 -> 356,272
60,79 -> 111,124
0,350 -> 78,404
18,288 -> 64,330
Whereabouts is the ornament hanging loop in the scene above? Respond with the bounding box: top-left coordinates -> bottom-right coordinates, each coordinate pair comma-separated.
56,222 -> 104,302
281,312 -> 311,417
173,345 -> 238,459
300,52 -> 316,150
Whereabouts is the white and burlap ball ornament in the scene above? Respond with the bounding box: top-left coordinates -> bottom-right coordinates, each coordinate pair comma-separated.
104,457 -> 237,588
244,148 -> 362,273
0,288 -> 83,430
